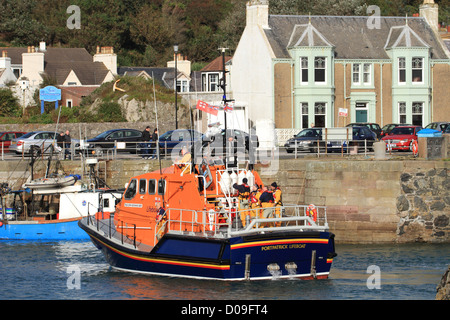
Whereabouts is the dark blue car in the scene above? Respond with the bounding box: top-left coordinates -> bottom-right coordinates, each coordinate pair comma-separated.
87,129 -> 142,156
340,126 -> 377,152
284,128 -> 322,153
158,129 -> 203,156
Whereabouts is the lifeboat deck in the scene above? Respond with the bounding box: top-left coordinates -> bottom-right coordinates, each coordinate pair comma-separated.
82,204 -> 329,253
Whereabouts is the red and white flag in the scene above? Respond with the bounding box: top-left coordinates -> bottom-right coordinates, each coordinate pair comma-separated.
224,102 -> 233,113
196,100 -> 218,116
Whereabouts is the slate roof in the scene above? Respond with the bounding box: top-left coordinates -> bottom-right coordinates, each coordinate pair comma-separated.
45,61 -> 110,85
0,47 -> 92,65
200,56 -> 232,72
0,47 -> 110,85
118,66 -> 173,88
264,15 -> 448,60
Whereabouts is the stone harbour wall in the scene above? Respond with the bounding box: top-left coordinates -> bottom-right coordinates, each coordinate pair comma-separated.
396,163 -> 449,243
257,159 -> 449,244
0,158 -> 448,244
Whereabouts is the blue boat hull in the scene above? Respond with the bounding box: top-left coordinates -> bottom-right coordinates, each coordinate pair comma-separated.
0,219 -> 89,240
81,221 -> 336,280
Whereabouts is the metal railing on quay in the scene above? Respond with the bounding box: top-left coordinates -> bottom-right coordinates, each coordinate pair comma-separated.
285,138 -> 378,158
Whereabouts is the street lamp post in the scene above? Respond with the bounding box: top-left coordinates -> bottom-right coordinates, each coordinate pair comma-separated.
174,44 -> 178,130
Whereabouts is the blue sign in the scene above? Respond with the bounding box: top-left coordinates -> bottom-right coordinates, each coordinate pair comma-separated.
39,86 -> 61,102
39,86 -> 61,114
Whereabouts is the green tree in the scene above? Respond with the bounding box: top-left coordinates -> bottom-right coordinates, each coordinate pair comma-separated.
0,88 -> 21,117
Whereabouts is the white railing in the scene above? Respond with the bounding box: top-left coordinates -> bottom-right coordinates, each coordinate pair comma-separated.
156,204 -> 328,242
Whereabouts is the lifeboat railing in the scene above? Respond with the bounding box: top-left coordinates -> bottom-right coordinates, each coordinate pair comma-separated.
158,204 -> 328,240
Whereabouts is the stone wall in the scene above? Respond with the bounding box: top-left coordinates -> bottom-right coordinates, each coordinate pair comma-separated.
256,159 -> 449,244
396,162 -> 449,243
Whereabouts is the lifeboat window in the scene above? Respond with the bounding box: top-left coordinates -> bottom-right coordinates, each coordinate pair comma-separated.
124,179 -> 137,199
148,179 -> 156,195
139,179 -> 146,194
158,179 -> 166,195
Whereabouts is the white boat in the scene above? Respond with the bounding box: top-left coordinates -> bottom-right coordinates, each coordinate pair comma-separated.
23,175 -> 78,190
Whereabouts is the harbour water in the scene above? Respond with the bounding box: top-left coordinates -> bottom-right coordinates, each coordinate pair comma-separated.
0,240 -> 448,300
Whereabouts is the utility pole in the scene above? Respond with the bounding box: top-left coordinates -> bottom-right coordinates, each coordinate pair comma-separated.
174,44 -> 179,129
218,47 -> 234,168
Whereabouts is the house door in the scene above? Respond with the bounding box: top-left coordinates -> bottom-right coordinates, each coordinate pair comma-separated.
355,102 -> 368,122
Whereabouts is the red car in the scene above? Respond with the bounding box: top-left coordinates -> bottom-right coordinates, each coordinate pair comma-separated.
0,131 -> 26,152
382,126 -> 422,151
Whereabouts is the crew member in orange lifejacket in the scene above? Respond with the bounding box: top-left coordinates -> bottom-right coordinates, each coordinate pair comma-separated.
259,186 -> 274,226
233,178 -> 251,227
271,182 -> 283,226
248,185 -> 261,224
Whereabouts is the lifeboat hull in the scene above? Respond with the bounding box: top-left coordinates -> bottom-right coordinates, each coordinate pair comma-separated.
80,219 -> 336,280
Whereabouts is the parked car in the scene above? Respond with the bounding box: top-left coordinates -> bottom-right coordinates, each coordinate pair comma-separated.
445,125 -> 450,134
381,125 -> 423,151
424,122 -> 449,132
158,129 -> 203,155
10,131 -> 79,156
336,126 -> 377,152
284,128 -> 322,153
87,129 -> 143,156
380,124 -> 410,138
0,131 -> 26,152
202,128 -> 259,155
346,122 -> 381,140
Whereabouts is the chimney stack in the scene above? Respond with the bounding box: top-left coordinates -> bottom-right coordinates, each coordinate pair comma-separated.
420,0 -> 439,33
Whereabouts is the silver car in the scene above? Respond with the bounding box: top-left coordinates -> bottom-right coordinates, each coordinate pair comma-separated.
10,131 -> 78,155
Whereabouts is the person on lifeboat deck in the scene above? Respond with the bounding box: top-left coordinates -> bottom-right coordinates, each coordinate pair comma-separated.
270,182 -> 283,226
249,185 -> 261,226
233,178 -> 251,227
175,146 -> 191,169
259,186 -> 274,227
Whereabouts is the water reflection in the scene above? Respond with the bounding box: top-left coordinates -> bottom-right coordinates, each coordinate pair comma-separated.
0,241 -> 448,300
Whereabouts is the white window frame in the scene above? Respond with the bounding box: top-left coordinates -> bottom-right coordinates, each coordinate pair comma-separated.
398,57 -> 406,84
411,57 -> 423,84
398,102 -> 407,124
301,102 -> 309,128
176,79 -> 189,93
314,102 -> 326,127
352,64 -> 360,84
363,63 -> 371,85
412,102 -> 423,126
314,57 -> 326,84
66,99 -> 73,108
300,57 -> 308,84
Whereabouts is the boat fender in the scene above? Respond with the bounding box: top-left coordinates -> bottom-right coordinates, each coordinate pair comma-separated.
0,221 -> 3,227
307,204 -> 317,223
208,209 -> 216,231
411,139 -> 418,156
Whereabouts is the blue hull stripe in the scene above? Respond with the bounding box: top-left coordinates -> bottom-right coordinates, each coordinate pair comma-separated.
0,219 -> 89,240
